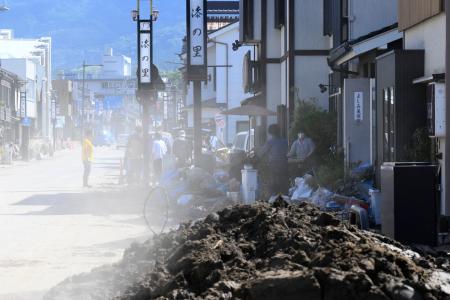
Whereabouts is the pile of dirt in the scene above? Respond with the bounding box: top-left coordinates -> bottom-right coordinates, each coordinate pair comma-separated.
45,200 -> 450,300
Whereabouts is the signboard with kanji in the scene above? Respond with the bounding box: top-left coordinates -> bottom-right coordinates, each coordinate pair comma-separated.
354,92 -> 363,122
138,20 -> 152,88
186,0 -> 207,78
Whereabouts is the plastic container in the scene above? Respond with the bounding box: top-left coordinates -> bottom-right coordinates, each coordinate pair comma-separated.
242,168 -> 257,205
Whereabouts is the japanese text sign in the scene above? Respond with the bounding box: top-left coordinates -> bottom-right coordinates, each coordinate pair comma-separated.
187,0 -> 207,74
354,92 -> 363,122
139,20 -> 152,86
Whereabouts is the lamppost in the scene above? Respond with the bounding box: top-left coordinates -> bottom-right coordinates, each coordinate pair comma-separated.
80,62 -> 102,140
133,0 -> 159,185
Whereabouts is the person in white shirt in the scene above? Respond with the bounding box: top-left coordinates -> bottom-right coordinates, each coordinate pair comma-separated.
152,132 -> 167,182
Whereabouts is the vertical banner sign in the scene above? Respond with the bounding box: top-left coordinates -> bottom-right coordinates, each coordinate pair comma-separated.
187,0 -> 207,76
138,20 -> 152,88
354,92 -> 363,121
20,92 -> 26,118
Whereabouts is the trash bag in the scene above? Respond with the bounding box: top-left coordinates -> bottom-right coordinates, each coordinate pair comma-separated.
290,176 -> 314,201
310,187 -> 334,208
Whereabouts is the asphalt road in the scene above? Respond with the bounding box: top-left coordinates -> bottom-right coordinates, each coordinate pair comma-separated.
0,147 -> 150,300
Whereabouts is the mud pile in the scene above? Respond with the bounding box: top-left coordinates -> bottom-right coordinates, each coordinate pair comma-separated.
117,200 -> 450,300
45,200 -> 450,300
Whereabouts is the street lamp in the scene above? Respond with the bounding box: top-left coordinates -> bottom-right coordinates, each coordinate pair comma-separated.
80,62 -> 103,140
132,0 -> 159,185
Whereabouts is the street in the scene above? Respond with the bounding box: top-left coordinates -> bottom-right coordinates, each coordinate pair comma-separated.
0,147 -> 150,300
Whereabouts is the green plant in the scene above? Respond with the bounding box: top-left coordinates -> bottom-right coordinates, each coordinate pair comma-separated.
405,127 -> 432,162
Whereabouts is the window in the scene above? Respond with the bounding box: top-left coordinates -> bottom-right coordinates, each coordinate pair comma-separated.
274,0 -> 286,29
340,0 -> 349,42
239,0 -> 254,42
323,0 -> 332,36
383,87 -> 395,161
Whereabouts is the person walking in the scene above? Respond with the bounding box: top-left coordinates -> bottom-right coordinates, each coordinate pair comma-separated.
152,132 -> 167,183
173,130 -> 192,168
257,124 -> 289,196
82,129 -> 94,188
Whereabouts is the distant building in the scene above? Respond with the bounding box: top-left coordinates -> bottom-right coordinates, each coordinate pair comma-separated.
0,67 -> 21,147
68,49 -> 139,138
0,29 -> 52,158
101,48 -> 132,79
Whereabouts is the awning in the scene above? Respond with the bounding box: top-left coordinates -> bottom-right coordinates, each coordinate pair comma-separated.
332,28 -> 402,66
413,73 -> 445,85
240,93 -> 262,106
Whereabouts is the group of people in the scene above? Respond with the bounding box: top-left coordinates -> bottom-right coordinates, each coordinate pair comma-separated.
125,128 -> 193,185
257,124 -> 315,196
81,127 -> 194,188
81,125 -> 313,194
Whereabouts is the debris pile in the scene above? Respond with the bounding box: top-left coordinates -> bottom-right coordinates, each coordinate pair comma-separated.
46,200 -> 450,300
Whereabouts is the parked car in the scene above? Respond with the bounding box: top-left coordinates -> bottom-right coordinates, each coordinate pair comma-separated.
232,130 -> 255,153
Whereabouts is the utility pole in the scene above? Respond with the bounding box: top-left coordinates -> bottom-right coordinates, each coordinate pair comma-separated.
186,0 -> 208,166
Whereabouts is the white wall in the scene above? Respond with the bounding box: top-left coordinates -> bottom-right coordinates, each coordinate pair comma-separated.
295,0 -> 330,50
295,56 -> 330,110
350,0 -> 398,40
404,13 -> 446,76
266,0 -> 282,58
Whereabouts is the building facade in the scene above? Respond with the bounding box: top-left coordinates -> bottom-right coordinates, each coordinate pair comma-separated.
239,0 -> 331,143
398,0 -> 447,214
0,30 -> 53,158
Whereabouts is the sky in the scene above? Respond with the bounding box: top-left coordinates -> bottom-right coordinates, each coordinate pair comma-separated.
0,0 -> 187,73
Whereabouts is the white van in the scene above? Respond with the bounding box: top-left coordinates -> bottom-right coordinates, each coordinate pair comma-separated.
232,130 -> 255,153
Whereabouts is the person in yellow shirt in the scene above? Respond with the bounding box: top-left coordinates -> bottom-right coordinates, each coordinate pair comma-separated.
82,129 -> 94,187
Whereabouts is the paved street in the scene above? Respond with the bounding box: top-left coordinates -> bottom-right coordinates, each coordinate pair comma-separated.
0,147 -> 150,300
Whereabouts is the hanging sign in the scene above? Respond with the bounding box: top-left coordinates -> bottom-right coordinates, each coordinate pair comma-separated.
186,0 -> 207,78
138,20 -> 152,88
354,92 -> 363,122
